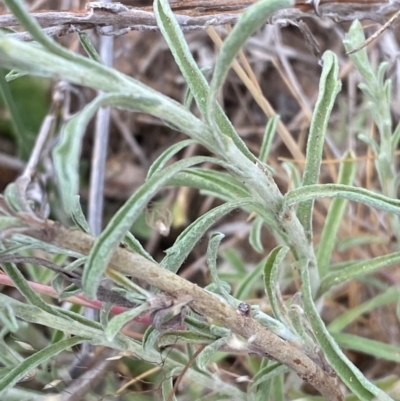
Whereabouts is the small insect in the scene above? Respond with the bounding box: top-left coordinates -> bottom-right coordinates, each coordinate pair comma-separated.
237,302 -> 251,317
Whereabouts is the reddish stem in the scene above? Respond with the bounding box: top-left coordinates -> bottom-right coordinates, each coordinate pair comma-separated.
0,271 -> 151,324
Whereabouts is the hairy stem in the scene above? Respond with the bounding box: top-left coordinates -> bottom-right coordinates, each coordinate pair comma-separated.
20,216 -> 343,400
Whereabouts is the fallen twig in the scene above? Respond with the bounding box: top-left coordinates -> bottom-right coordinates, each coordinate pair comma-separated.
14,215 -> 344,401
0,0 -> 399,38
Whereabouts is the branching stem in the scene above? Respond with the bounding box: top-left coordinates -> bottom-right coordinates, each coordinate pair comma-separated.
20,216 -> 343,400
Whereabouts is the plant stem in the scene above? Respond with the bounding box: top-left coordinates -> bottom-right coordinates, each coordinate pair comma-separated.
20,216 -> 343,400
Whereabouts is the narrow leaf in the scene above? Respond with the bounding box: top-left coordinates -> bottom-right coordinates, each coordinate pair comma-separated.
78,32 -> 101,62
0,259 -> 63,318
249,217 -> 264,253
284,184 -> 400,216
53,93 -> 134,212
263,246 -> 289,323
123,231 -> 156,263
0,68 -> 28,158
162,374 -> 178,401
167,168 -> 250,200
207,0 -> 293,122
154,0 -> 256,161
0,36 -> 216,149
196,338 -> 227,372
221,249 -> 246,275
0,336 -> 85,395
84,156 -> 223,298
207,233 -> 236,305
105,304 -> 148,341
316,151 -> 357,277
234,257 -> 267,300
297,51 -> 341,241
70,195 -> 91,233
318,251 -> 400,295
333,333 -> 400,363
300,262 -> 392,400
147,139 -> 196,179
143,326 -> 161,352
161,199 -> 255,273
0,303 -> 19,332
328,287 -> 400,333
251,362 -> 287,389
154,0 -> 210,116
259,115 -> 279,163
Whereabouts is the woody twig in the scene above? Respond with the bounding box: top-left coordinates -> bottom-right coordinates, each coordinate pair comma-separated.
0,0 -> 399,38
8,215 -> 343,401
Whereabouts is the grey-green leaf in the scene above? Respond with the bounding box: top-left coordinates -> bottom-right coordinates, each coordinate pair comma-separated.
318,251 -> 400,296
207,0 -> 294,123
284,184 -> 400,216
263,246 -> 289,323
0,336 -> 85,395
296,50 -> 341,241
161,199 -> 255,273
316,151 -> 357,278
196,337 -> 227,372
147,139 -> 196,179
105,304 -> 148,341
83,156 -> 222,299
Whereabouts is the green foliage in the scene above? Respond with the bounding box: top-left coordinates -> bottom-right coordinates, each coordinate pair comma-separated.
0,73 -> 50,159
0,0 -> 400,400
296,51 -> 341,242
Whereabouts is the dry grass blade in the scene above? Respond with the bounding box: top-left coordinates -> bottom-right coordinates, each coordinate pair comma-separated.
346,10 -> 400,54
206,26 -> 305,161
167,345 -> 206,401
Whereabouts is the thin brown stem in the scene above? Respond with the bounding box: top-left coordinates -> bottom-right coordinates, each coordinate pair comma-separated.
20,217 -> 344,401
0,0 -> 398,38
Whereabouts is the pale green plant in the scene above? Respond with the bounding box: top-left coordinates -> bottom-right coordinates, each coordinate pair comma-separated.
0,0 -> 400,400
